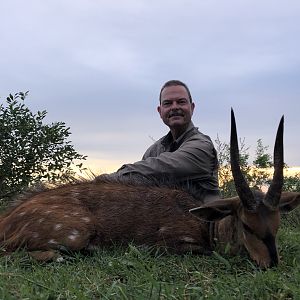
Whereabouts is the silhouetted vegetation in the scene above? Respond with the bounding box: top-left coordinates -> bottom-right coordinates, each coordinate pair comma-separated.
215,136 -> 300,198
0,92 -> 87,202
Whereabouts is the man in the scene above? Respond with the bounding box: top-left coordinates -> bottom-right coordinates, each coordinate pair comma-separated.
103,80 -> 219,202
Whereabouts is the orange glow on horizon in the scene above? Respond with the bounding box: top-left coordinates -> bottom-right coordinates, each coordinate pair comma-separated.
80,158 -> 126,176
80,158 -> 300,179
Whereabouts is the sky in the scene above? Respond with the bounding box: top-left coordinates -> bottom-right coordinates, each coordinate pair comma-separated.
1,0 -> 299,174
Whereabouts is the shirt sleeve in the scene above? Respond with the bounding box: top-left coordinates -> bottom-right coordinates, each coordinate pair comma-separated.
117,137 -> 218,181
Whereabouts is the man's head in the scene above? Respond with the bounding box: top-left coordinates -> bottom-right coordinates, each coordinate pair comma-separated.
158,80 -> 195,139
159,80 -> 193,104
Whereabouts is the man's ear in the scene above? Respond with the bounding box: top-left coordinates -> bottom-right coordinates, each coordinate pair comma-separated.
189,197 -> 239,221
279,192 -> 300,213
157,105 -> 162,116
191,102 -> 195,113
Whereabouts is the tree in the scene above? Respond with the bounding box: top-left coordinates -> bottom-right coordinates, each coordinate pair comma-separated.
215,137 -> 273,197
215,135 -> 251,198
0,92 -> 87,201
253,139 -> 272,168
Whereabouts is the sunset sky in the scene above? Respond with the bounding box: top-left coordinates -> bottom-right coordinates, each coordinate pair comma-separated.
1,1 -> 299,174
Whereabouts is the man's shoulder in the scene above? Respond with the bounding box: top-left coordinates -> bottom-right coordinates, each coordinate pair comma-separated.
185,125 -> 214,146
191,127 -> 213,142
142,134 -> 168,159
143,126 -> 215,159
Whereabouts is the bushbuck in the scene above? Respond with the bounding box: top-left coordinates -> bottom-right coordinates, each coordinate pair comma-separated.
0,110 -> 299,267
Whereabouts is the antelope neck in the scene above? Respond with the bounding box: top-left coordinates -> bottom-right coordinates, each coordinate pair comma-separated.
209,216 -> 241,254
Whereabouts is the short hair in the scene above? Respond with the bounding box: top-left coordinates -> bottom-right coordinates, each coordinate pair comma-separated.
159,80 -> 193,103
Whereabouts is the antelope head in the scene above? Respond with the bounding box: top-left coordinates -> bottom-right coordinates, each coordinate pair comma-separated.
229,109 -> 284,267
191,109 -> 300,268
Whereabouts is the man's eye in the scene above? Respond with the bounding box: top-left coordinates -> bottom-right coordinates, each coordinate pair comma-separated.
178,100 -> 188,105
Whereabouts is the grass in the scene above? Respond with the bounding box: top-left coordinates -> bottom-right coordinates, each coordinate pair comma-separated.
0,208 -> 299,299
0,220 -> 299,299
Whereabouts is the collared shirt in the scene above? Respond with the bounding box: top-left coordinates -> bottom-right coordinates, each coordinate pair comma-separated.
116,122 -> 219,201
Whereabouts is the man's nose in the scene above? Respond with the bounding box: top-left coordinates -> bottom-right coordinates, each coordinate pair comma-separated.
170,101 -> 179,109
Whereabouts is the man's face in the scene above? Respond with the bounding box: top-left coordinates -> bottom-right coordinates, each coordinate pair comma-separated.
157,85 -> 195,132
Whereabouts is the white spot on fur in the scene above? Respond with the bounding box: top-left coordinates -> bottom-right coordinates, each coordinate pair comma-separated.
71,229 -> 79,235
45,210 -> 52,215
56,256 -> 64,262
54,224 -> 62,230
181,237 -> 196,243
51,205 -> 59,209
32,208 -> 38,213
48,239 -> 58,244
63,215 -> 69,218
81,217 -> 90,223
158,226 -> 169,233
38,218 -> 45,224
19,212 -> 26,216
68,235 -> 77,241
71,212 -> 80,216
68,229 -> 80,241
33,232 -> 39,238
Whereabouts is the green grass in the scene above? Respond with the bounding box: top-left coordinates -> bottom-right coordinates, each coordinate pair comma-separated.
0,208 -> 299,299
0,221 -> 299,300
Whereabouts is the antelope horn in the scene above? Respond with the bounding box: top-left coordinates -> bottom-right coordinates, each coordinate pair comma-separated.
230,109 -> 256,210
263,116 -> 284,209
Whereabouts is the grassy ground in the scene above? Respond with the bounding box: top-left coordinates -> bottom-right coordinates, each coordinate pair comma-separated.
0,211 -> 299,300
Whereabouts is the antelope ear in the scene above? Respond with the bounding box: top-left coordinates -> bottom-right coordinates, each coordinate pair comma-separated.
279,192 -> 300,213
189,197 -> 239,221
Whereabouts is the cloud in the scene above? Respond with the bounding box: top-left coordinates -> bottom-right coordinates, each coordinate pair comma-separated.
0,0 -> 299,169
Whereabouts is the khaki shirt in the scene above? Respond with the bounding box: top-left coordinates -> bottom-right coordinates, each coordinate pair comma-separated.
116,122 -> 219,201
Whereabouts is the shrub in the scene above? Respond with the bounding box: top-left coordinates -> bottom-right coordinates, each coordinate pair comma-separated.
215,137 -> 299,197
0,92 -> 87,201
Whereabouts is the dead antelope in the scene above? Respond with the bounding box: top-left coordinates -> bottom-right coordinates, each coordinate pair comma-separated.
0,110 -> 299,268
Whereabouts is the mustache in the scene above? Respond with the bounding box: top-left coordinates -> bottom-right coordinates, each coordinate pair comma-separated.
168,110 -> 184,118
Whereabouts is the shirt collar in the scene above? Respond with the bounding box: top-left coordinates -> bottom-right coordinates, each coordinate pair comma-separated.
161,122 -> 195,147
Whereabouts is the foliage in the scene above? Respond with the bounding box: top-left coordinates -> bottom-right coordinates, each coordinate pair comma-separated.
216,137 -> 266,198
283,173 -> 300,192
253,139 -> 273,168
0,92 -> 87,201
215,137 -> 300,197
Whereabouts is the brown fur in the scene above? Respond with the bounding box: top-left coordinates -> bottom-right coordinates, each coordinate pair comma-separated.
0,179 -> 211,259
0,176 -> 299,267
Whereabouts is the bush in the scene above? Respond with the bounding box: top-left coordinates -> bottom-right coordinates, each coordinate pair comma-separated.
283,173 -> 300,192
215,137 -> 299,197
0,92 -> 87,201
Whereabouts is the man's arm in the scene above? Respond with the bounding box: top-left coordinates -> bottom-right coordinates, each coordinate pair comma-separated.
117,137 -> 218,182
